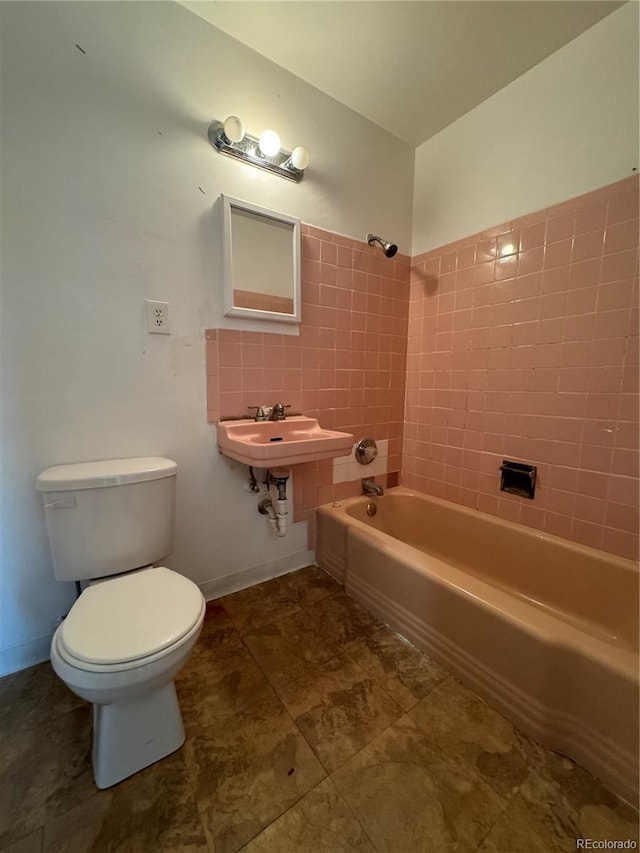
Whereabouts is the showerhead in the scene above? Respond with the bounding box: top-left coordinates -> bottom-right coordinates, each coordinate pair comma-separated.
367,233 -> 398,258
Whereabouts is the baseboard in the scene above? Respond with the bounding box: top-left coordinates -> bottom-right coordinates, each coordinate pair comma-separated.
0,633 -> 52,677
198,549 -> 316,601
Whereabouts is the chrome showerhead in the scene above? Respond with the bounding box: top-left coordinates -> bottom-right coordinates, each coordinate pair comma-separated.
367,233 -> 398,258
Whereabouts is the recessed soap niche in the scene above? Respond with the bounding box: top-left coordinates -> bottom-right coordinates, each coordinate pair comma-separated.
500,460 -> 537,500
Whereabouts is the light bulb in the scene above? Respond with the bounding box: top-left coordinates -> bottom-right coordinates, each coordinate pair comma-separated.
290,146 -> 310,170
258,129 -> 281,158
223,115 -> 244,143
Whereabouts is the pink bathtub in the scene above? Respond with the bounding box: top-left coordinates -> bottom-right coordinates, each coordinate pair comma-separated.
316,486 -> 639,804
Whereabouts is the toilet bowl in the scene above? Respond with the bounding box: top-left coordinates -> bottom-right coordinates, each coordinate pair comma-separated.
50,565 -> 205,788
37,457 -> 205,788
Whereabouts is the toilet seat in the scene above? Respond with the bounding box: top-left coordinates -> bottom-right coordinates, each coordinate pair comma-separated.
59,566 -> 204,671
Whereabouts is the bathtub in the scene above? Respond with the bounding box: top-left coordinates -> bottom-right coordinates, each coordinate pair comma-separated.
316,486 -> 639,804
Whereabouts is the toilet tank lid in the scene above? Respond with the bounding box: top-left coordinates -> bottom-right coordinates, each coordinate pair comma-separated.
36,457 -> 177,491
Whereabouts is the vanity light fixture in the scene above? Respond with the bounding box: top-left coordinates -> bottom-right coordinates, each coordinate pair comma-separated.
208,115 -> 310,183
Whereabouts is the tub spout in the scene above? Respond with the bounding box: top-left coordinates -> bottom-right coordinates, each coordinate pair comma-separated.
362,478 -> 383,497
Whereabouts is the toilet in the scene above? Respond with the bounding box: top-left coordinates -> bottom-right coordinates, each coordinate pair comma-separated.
36,456 -> 205,789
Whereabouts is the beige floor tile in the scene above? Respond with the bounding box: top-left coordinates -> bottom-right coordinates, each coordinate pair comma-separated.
43,750 -> 209,853
278,565 -> 341,609
332,713 -> 506,853
305,591 -> 383,651
0,828 -> 43,853
239,778 -> 375,853
407,676 -> 536,800
478,761 -> 640,853
278,653 -> 403,772
217,576 -> 302,635
185,687 -> 326,853
532,748 -> 638,827
0,706 -> 95,850
347,626 -> 448,711
176,626 -> 272,732
0,662 -> 85,737
243,609 -> 342,690
201,600 -> 237,636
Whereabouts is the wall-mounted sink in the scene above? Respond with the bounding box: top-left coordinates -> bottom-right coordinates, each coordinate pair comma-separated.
216,416 -> 354,467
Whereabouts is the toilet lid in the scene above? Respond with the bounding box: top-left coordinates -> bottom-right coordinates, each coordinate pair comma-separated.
60,567 -> 204,665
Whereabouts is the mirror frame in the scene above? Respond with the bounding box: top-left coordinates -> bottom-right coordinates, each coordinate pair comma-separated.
221,194 -> 301,324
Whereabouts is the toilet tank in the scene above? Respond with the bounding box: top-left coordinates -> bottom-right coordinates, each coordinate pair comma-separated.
36,457 -> 177,582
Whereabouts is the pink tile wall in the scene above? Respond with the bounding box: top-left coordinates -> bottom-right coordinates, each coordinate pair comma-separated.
404,176 -> 639,561
206,225 -> 410,546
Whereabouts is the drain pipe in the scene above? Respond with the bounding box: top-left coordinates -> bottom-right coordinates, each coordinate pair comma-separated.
257,469 -> 289,537
258,496 -> 281,535
271,470 -> 289,537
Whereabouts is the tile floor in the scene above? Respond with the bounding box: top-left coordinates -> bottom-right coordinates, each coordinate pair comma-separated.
1,565 -> 638,853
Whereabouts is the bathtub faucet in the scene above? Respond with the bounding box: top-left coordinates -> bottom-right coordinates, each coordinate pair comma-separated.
362,478 -> 383,497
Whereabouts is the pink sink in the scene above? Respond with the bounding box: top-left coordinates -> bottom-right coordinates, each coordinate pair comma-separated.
216,416 -> 354,467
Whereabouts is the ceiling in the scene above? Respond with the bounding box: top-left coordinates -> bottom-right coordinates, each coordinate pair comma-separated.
182,0 -> 624,147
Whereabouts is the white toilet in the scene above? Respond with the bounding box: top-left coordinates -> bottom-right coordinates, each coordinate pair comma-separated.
36,456 -> 205,789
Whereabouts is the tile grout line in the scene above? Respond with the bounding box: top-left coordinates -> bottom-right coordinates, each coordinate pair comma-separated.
224,580 -> 341,640
469,773 -> 523,853
326,776 -> 386,853
342,627 -> 450,713
187,575 -> 341,852
276,643 -> 408,779
244,623 -> 406,853
234,580 -> 411,782
189,625 -> 327,853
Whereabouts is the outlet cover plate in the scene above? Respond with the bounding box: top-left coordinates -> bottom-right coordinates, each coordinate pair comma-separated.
146,300 -> 170,334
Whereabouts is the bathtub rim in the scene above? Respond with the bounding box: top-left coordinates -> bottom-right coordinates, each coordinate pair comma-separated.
321,485 -> 638,576
317,486 -> 639,661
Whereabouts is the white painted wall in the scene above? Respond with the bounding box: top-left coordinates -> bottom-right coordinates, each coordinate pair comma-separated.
0,1 -> 414,674
412,2 -> 639,255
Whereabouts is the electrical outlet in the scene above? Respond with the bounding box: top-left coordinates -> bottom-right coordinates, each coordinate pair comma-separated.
145,300 -> 170,334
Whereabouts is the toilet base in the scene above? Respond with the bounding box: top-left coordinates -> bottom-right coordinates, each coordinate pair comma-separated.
93,680 -> 185,788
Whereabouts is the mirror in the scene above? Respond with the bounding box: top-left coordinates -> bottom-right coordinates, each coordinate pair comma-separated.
221,194 -> 301,324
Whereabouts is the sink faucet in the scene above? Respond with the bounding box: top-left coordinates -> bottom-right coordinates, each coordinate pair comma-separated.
269,403 -> 290,421
248,405 -> 272,422
362,478 -> 383,497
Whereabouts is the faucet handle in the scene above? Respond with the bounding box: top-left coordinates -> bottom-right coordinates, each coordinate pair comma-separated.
271,403 -> 291,421
248,405 -> 272,421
